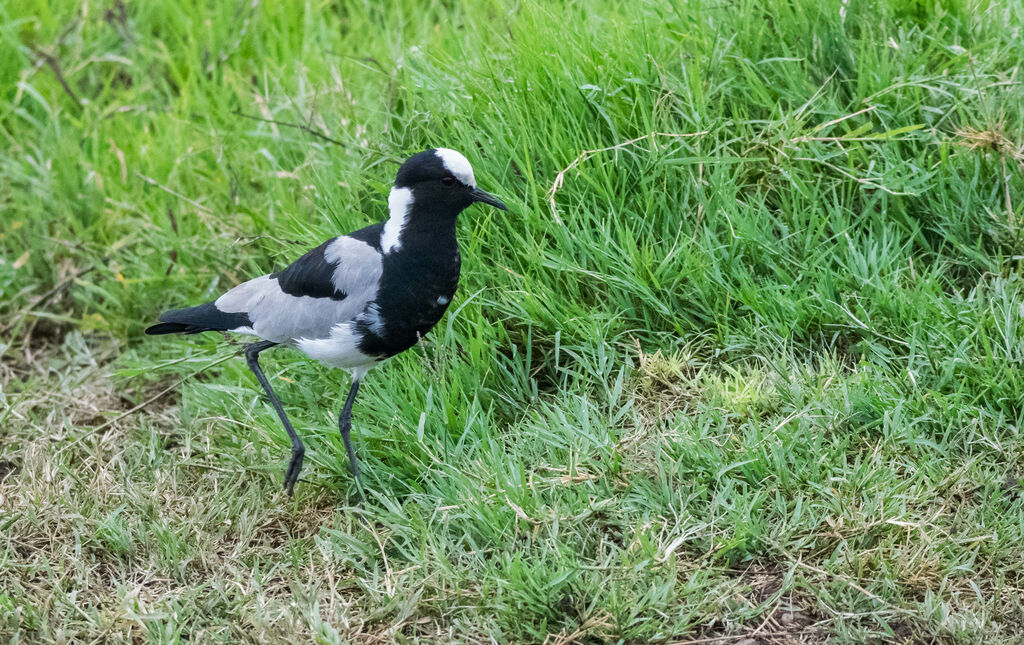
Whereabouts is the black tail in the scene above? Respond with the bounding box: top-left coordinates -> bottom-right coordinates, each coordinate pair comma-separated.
145,302 -> 252,336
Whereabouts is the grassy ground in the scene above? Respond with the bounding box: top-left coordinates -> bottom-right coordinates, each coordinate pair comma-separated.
2,0 -> 1023,642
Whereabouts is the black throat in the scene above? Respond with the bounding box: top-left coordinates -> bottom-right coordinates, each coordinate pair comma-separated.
395,206 -> 459,253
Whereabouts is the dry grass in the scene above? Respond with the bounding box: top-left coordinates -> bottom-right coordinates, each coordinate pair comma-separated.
953,124 -> 1024,162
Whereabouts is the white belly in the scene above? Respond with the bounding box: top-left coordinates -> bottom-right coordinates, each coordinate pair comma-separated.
294,322 -> 378,379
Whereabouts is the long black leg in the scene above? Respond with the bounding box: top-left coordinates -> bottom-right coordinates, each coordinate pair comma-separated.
338,378 -> 364,499
245,341 -> 305,495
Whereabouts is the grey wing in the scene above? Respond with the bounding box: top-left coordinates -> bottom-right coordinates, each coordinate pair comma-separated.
215,234 -> 383,343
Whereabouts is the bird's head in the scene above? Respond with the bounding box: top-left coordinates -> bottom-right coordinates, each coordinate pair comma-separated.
392,148 -> 508,215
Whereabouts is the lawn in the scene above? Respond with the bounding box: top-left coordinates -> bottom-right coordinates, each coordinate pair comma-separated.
2,0 -> 1023,642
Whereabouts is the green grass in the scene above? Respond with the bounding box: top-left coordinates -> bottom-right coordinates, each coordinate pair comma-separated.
2,0 -> 1024,642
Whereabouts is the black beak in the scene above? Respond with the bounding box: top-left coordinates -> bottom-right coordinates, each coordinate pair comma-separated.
470,187 -> 508,211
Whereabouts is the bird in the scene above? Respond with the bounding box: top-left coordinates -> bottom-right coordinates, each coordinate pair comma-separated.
146,148 -> 507,496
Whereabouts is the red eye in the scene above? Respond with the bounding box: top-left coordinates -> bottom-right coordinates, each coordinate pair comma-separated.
441,176 -> 456,187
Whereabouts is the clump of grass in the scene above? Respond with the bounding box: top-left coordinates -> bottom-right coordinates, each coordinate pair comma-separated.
954,124 -> 1024,161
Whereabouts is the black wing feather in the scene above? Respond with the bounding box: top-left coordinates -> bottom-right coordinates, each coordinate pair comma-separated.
145,302 -> 252,335
345,222 -> 384,252
269,239 -> 346,300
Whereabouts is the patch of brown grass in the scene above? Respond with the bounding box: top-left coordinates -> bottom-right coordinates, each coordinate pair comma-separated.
953,125 -> 1024,162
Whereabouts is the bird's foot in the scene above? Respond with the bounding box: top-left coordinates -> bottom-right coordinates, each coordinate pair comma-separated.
283,445 -> 305,496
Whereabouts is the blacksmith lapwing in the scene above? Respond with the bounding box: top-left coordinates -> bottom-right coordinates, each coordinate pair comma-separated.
146,148 -> 507,496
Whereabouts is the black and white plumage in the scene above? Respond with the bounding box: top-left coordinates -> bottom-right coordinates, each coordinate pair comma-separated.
146,148 -> 507,496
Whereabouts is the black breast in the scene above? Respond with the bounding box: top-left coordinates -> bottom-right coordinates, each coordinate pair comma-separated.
356,246 -> 461,358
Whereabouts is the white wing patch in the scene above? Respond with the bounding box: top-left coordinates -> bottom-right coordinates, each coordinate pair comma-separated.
324,236 -> 383,295
363,302 -> 386,335
382,187 -> 413,253
435,148 -> 476,187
